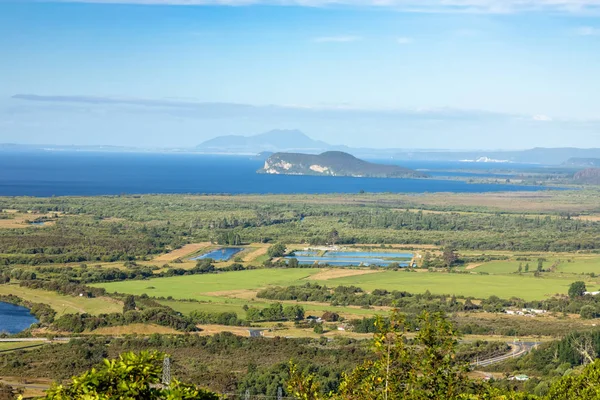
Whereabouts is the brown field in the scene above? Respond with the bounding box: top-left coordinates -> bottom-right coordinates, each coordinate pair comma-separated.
243,244 -> 270,262
203,289 -> 259,299
0,212 -> 58,229
153,242 -> 211,262
465,263 -> 484,270
306,268 -> 384,281
196,324 -> 255,337
0,376 -> 52,399
86,323 -> 181,335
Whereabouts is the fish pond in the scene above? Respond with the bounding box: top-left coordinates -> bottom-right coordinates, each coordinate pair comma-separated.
286,250 -> 413,267
191,247 -> 244,261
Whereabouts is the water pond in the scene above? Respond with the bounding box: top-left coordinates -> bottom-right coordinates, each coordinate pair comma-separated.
191,247 -> 244,261
287,250 -> 413,267
0,302 -> 39,334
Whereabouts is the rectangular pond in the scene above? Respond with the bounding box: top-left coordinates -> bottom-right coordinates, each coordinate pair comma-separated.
286,250 -> 413,267
190,247 -> 244,261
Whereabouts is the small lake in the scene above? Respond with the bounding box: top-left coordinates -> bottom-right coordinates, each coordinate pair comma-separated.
287,250 -> 413,267
0,302 -> 38,334
191,247 -> 244,261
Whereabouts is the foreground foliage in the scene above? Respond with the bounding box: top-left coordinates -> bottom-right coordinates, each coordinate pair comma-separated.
44,351 -> 219,400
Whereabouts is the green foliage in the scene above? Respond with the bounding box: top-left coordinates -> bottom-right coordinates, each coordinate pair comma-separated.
267,243 -> 287,258
580,305 -> 597,319
43,351 -> 219,400
123,295 -> 137,313
569,281 -> 587,298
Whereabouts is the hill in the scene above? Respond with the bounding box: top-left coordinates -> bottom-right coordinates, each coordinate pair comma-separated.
257,151 -> 427,178
197,129 -> 337,154
564,158 -> 600,167
574,168 -> 600,184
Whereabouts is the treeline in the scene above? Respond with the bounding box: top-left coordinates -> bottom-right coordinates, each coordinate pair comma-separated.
52,307 -> 197,333
257,283 -> 479,313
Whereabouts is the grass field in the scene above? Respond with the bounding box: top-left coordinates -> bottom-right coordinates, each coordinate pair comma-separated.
0,285 -> 122,316
95,266 -> 592,304
0,342 -> 47,353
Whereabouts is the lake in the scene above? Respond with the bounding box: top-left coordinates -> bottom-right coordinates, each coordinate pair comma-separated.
0,302 -> 38,334
190,247 -> 244,261
287,250 -> 413,267
0,151 -> 557,196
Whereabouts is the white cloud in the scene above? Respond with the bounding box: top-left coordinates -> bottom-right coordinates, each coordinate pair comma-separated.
25,0 -> 600,14
576,26 -> 600,35
533,114 -> 553,122
313,36 -> 361,42
396,37 -> 413,44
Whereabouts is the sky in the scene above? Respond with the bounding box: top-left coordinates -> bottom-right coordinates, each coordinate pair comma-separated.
1,0 -> 600,149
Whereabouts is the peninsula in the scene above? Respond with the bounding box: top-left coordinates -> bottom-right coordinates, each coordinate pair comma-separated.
257,151 -> 428,178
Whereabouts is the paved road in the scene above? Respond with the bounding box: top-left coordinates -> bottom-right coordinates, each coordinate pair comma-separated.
472,342 -> 539,367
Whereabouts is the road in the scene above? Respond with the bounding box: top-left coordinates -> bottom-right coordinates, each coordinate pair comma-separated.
472,342 -> 539,368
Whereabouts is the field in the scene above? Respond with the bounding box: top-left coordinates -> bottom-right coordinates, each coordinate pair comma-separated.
0,341 -> 47,353
0,285 -> 122,316
94,265 -> 593,305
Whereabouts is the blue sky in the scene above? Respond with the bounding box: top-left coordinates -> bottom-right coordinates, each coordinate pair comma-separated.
1,0 -> 600,149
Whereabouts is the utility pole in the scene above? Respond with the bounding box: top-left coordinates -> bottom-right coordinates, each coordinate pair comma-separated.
162,357 -> 171,388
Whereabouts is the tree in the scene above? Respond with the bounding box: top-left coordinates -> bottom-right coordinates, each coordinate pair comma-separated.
321,311 -> 340,322
580,305 -> 597,320
43,351 -> 219,399
569,281 -> 587,298
525,263 -> 530,272
537,259 -> 544,272
327,311 -> 472,400
442,247 -> 458,268
313,324 -> 324,334
267,243 -> 286,258
517,263 -> 523,273
123,295 -> 137,313
288,258 -> 299,268
328,229 -> 340,246
284,305 -> 305,321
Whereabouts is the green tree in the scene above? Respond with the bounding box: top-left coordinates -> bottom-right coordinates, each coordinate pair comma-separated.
313,324 -> 324,334
517,263 -> 523,273
267,243 -> 286,258
569,281 -> 587,298
442,247 -> 458,268
328,229 -> 340,246
43,351 -> 219,400
580,305 -> 597,319
525,263 -> 530,272
123,295 -> 137,313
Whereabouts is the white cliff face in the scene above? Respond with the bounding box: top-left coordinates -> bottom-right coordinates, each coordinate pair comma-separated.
309,165 -> 329,173
263,159 -> 293,174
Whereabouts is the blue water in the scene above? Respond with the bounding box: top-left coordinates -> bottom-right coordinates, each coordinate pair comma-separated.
289,256 -> 410,267
326,251 -> 413,259
191,247 -> 243,261
0,302 -> 38,334
0,152 -> 558,196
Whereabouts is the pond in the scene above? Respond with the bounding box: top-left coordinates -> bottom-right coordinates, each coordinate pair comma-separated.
287,250 -> 414,267
190,247 -> 244,261
0,302 -> 39,334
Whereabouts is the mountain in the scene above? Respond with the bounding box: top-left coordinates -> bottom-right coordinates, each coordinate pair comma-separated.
564,158 -> 600,168
197,129 -> 338,154
574,168 -> 600,184
257,151 -> 428,178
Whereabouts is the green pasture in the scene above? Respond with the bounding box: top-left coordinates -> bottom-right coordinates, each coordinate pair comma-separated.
94,266 -> 595,303
0,285 -> 122,316
324,271 -> 582,300
93,269 -> 319,298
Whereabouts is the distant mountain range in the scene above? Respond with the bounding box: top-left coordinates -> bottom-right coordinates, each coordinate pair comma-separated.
258,151 -> 427,179
4,130 -> 600,166
574,168 -> 600,184
563,158 -> 600,168
196,129 -> 344,154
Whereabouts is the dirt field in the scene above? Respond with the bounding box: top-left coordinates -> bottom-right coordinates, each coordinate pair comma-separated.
0,212 -> 58,229
465,263 -> 483,270
243,244 -> 270,262
86,324 -> 181,335
306,268 -> 384,281
153,242 -> 211,262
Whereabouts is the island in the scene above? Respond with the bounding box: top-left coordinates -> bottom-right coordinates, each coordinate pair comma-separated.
257,151 -> 428,178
